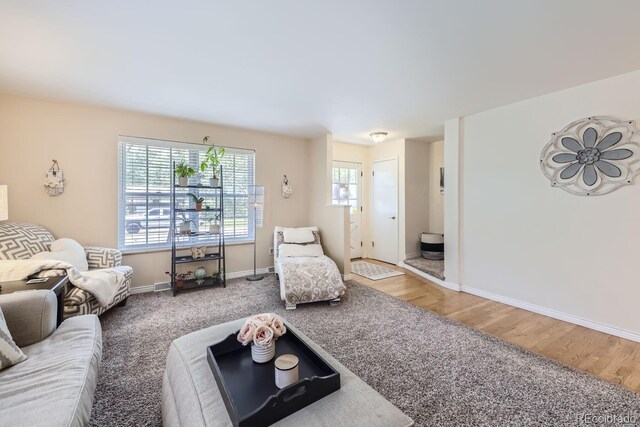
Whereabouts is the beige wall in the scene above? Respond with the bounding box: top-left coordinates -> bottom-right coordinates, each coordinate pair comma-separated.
309,135 -> 350,274
404,139 -> 430,257
459,69 -> 640,337
0,93 -> 311,288
428,140 -> 444,233
332,141 -> 369,165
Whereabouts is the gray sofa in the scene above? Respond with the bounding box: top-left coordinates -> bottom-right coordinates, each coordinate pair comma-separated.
0,290 -> 101,427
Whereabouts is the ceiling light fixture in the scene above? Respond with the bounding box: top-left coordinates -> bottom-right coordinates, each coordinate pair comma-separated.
369,132 -> 388,144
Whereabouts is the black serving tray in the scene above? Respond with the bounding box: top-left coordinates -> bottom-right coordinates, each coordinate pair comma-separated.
207,324 -> 340,427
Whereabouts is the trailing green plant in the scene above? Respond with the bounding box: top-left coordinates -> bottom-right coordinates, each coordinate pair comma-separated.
207,214 -> 221,225
201,136 -> 225,178
165,271 -> 193,281
177,213 -> 196,225
211,270 -> 222,283
175,160 -> 196,178
187,193 -> 205,204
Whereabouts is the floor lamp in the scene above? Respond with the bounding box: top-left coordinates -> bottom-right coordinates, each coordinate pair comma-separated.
247,185 -> 265,281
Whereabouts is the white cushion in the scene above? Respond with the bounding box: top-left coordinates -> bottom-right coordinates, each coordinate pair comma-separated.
278,244 -> 324,257
283,227 -> 315,244
30,238 -> 89,271
0,307 -> 27,370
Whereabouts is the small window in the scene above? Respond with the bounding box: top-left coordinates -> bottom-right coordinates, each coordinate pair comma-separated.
332,161 -> 361,214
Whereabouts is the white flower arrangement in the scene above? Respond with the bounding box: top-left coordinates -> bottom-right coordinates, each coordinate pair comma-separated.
43,174 -> 64,196
237,313 -> 287,347
43,177 -> 63,188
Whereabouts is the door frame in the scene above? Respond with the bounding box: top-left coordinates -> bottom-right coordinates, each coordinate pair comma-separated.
332,160 -> 363,259
371,157 -> 399,264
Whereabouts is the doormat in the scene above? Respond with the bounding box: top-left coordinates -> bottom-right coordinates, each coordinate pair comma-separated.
351,261 -> 405,281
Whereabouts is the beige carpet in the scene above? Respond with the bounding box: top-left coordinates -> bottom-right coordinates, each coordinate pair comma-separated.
91,274 -> 640,426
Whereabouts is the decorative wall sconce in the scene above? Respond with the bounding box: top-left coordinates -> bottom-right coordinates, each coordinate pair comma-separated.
540,116 -> 640,196
281,175 -> 293,198
43,160 -> 64,196
0,185 -> 8,221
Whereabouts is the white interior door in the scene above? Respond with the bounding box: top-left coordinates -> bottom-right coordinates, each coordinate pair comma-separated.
332,161 -> 362,259
372,159 -> 398,264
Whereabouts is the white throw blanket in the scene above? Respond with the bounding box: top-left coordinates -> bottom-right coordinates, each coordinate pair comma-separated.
0,259 -> 122,307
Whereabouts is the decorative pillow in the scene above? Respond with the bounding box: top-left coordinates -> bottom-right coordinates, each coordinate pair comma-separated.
0,223 -> 55,260
0,307 -> 27,370
278,244 -> 324,257
30,238 -> 89,271
276,231 -> 321,257
283,227 -> 316,244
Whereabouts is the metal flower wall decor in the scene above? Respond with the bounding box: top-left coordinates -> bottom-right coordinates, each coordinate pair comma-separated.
540,116 -> 640,196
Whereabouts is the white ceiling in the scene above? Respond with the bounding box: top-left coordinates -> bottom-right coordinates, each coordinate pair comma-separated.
2,1 -> 640,144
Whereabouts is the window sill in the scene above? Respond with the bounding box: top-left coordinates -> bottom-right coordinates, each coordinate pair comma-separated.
120,239 -> 254,256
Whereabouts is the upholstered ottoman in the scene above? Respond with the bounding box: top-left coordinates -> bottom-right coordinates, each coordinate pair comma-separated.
162,319 -> 414,427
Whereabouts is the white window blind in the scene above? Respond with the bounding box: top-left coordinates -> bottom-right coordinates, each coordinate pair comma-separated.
118,137 -> 255,251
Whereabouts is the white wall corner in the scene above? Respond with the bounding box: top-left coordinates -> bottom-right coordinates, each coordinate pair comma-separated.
399,261 -> 461,292
443,117 -> 462,286
325,134 -> 334,205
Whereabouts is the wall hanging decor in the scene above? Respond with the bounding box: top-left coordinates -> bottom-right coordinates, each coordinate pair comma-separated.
190,246 -> 206,259
281,175 -> 292,198
540,116 -> 640,196
194,266 -> 207,285
43,160 -> 64,196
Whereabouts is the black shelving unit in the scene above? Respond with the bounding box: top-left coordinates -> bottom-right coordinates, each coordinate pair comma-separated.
170,164 -> 226,296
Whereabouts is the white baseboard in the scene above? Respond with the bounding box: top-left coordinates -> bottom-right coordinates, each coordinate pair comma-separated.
129,267 -> 273,294
405,252 -> 419,259
342,273 -> 353,281
460,285 -> 640,344
227,267 -> 271,280
398,261 -> 461,292
130,285 -> 156,294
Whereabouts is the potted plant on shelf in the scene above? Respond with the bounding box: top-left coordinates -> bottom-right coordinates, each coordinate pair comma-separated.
208,214 -> 221,234
187,193 -> 205,211
201,136 -> 225,187
165,271 -> 193,289
175,161 -> 195,186
178,213 -> 196,235
211,270 -> 221,285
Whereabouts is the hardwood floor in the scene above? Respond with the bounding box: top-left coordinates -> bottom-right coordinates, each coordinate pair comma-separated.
353,259 -> 640,393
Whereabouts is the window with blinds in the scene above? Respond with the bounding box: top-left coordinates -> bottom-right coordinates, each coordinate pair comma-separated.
118,137 -> 255,251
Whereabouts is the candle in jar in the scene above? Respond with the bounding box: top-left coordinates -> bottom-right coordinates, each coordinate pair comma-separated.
275,354 -> 299,389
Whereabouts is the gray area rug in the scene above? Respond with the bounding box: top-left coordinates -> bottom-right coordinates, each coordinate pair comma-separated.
92,275 -> 640,426
404,256 -> 445,280
351,260 -> 405,280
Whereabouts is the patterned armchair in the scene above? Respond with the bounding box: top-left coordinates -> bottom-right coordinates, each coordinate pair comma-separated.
0,223 -> 132,318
